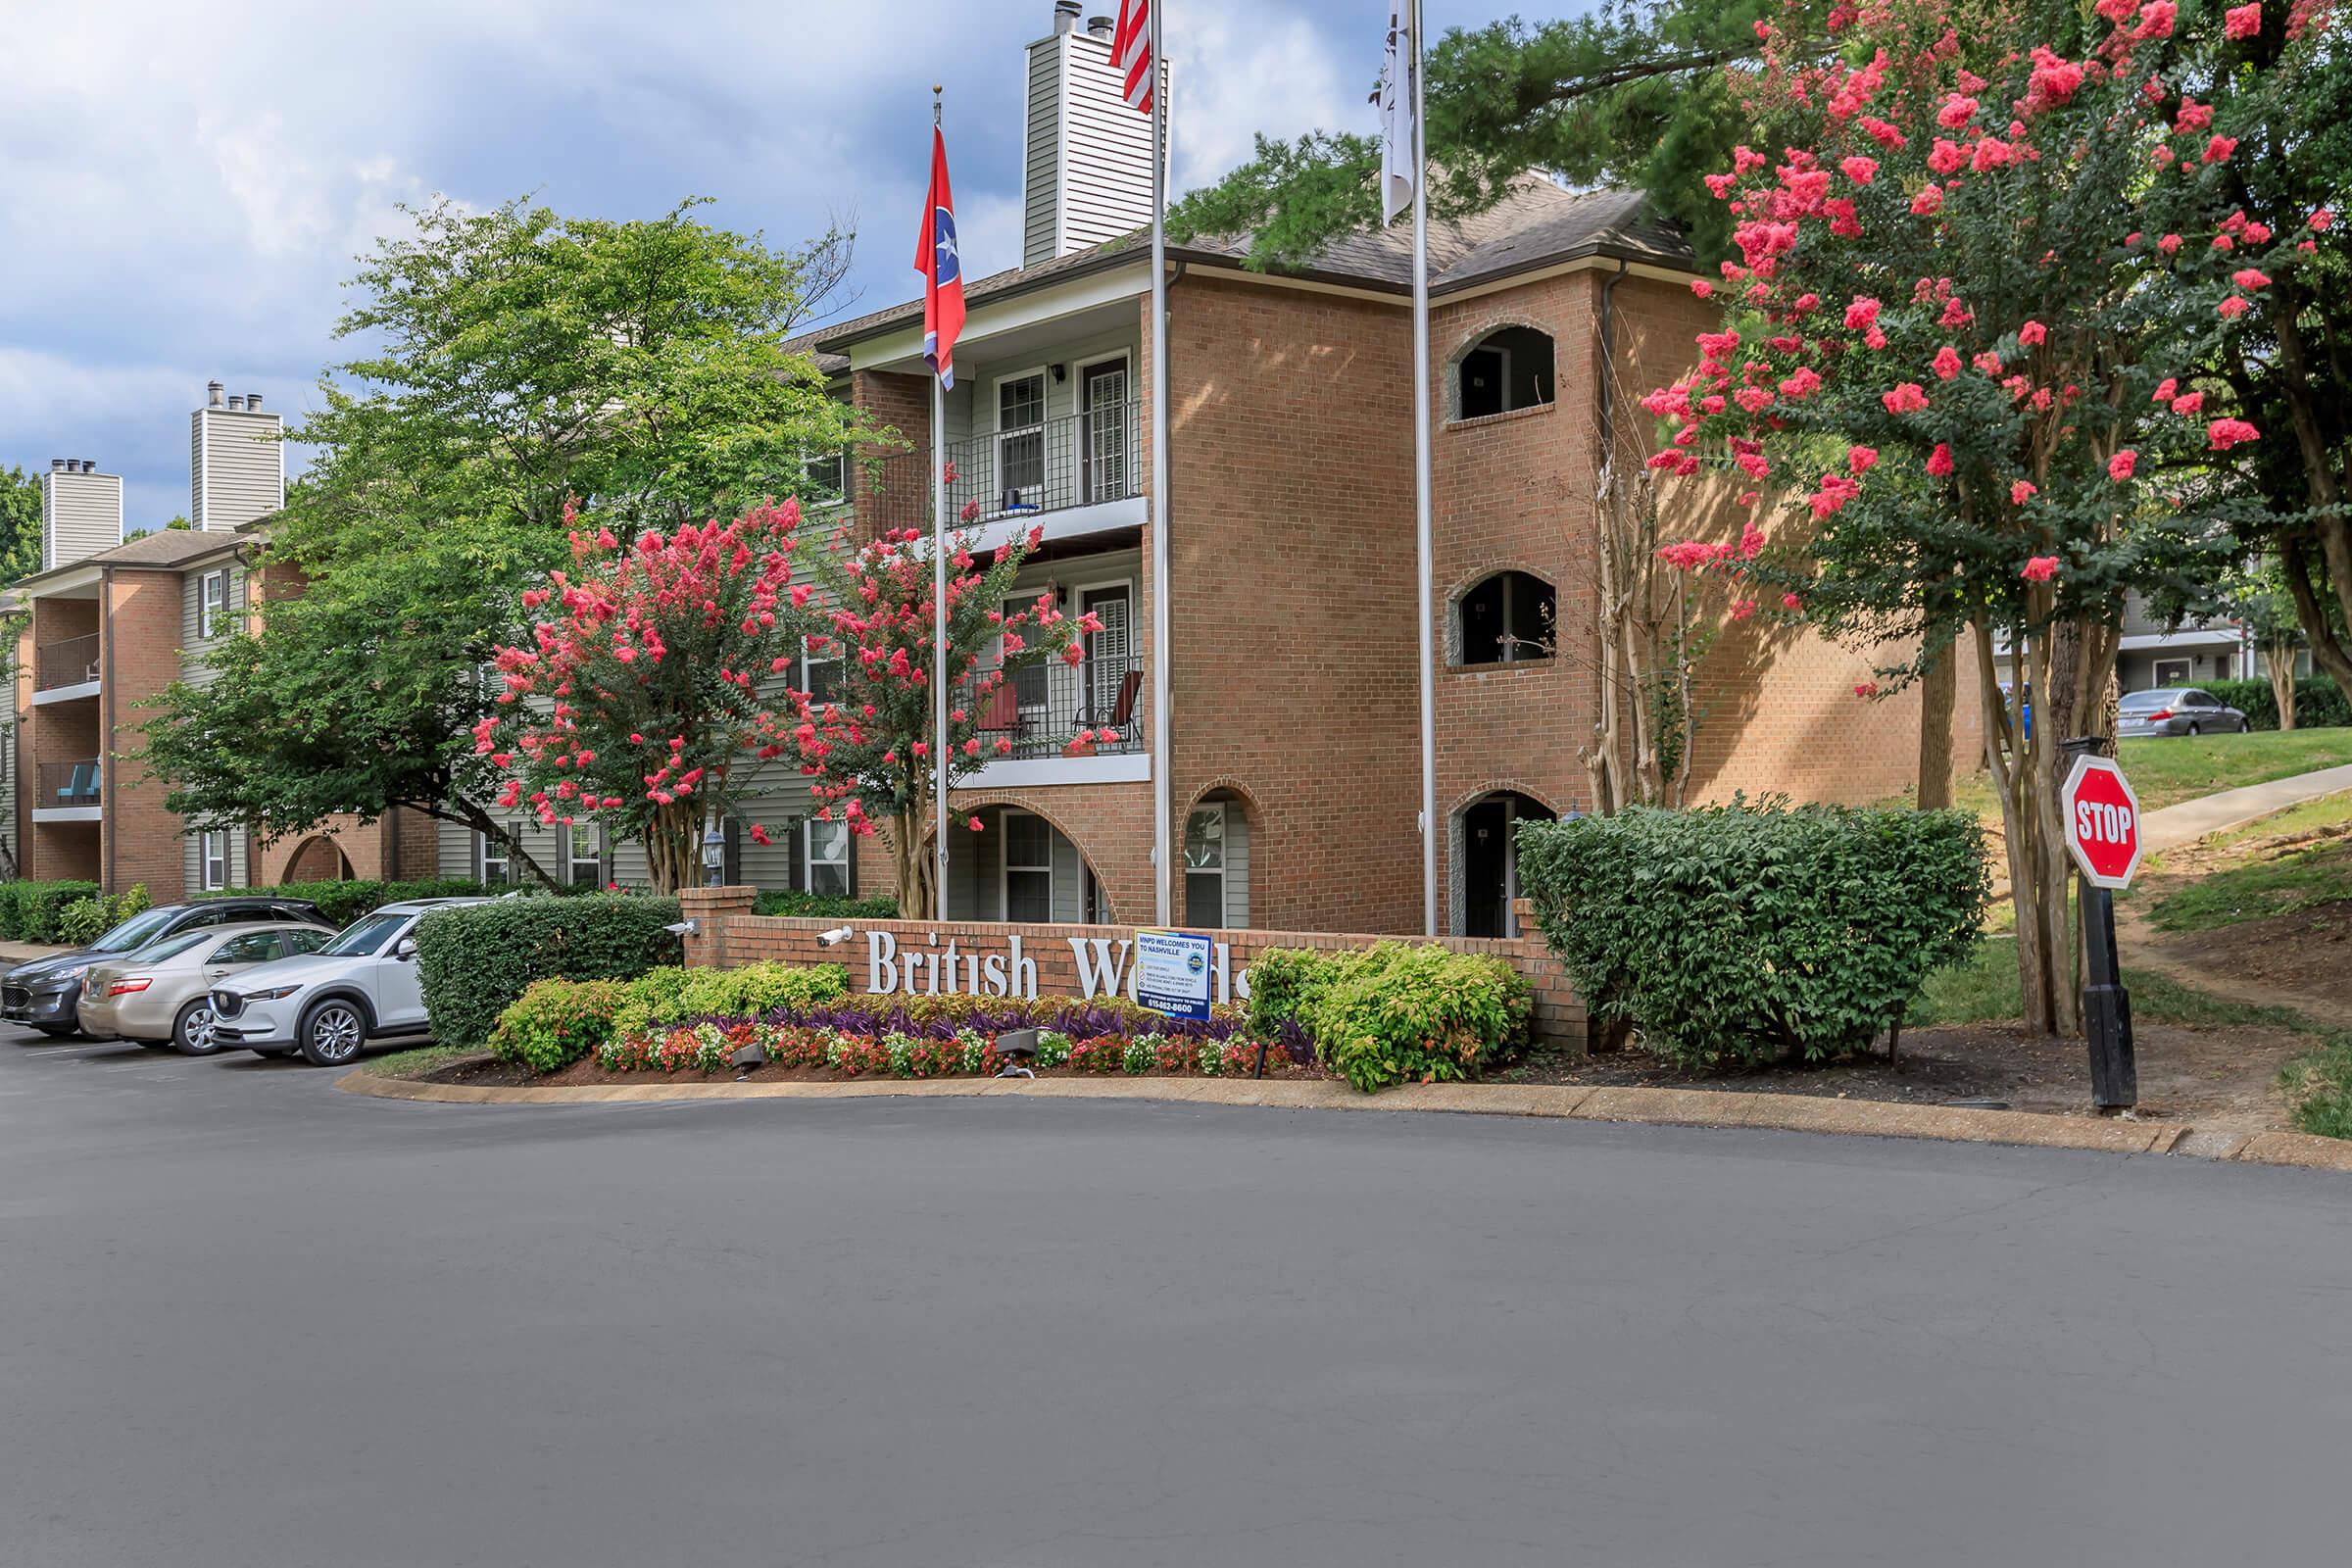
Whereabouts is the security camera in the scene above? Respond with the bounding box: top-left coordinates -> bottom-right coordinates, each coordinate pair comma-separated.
815,925 -> 855,948
663,918 -> 700,937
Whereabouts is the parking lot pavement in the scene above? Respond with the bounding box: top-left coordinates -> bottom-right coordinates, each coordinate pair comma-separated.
7,1018 -> 2352,1568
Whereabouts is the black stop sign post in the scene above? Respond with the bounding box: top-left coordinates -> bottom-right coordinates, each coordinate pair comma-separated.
2060,736 -> 2136,1111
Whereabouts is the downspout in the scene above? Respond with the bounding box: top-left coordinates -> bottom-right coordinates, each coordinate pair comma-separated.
102,564 -> 116,892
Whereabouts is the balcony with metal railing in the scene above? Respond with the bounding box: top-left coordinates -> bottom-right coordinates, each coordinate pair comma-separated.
864,399 -> 1145,544
32,633 -> 101,700
33,759 -> 104,821
959,650 -> 1149,787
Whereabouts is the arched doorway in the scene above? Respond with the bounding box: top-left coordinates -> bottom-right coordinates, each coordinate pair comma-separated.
941,805 -> 1110,924
282,835 -> 354,885
1454,791 -> 1549,938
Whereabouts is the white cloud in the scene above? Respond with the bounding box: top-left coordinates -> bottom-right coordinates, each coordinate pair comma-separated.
1169,0 -> 1366,193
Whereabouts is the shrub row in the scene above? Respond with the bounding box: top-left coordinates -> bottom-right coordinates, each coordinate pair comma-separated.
0,881 -> 106,944
2196,676 -> 2350,731
1245,943 -> 1531,1092
751,890 -> 901,919
197,877 -> 507,926
1517,802 -> 1988,1067
58,884 -> 154,947
417,896 -> 684,1051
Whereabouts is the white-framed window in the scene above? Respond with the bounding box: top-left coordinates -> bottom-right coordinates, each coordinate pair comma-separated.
1184,803 -> 1226,929
804,815 -> 851,896
994,369 -> 1049,507
802,645 -> 841,710
565,821 -> 604,889
2152,658 -> 2192,686
199,570 -> 228,640
1001,809 -> 1054,922
479,831 -> 512,886
201,830 -> 229,892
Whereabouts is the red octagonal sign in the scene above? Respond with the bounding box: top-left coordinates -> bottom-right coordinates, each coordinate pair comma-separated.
2062,755 -> 2143,890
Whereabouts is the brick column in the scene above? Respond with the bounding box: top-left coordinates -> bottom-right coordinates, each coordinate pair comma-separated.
1509,898 -> 1587,1056
678,885 -> 757,969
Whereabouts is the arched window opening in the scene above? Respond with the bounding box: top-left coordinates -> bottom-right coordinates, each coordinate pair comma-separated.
1454,571 -> 1555,666
1456,325 -> 1555,418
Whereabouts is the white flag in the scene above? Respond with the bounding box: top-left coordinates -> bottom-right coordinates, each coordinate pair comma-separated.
1379,1 -> 1417,224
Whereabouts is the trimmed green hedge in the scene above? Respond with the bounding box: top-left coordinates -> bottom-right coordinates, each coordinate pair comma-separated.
0,881 -> 105,944
1518,803 -> 1988,1068
58,884 -> 152,947
2198,676 -> 2349,730
416,896 -> 683,1051
197,877 -> 504,926
751,890 -> 900,919
487,979 -> 632,1075
611,960 -> 849,1040
1245,943 -> 1531,1093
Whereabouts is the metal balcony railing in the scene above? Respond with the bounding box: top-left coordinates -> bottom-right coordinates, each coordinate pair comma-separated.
34,633 -> 100,692
38,759 -> 103,809
962,652 -> 1145,760
865,400 -> 1143,534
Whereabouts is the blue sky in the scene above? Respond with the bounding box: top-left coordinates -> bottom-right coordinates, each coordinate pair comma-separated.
3,1 -> 1588,528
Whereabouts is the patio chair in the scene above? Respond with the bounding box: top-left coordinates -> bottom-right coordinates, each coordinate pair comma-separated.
58,763 -> 99,804
978,680 -> 1029,751
1075,668 -> 1144,749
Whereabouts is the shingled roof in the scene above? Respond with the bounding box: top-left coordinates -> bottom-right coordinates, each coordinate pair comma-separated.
789,180 -> 1692,359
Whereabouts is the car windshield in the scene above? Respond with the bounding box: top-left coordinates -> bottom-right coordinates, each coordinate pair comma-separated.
124,931 -> 217,964
316,911 -> 410,958
2121,690 -> 2181,710
91,906 -> 181,954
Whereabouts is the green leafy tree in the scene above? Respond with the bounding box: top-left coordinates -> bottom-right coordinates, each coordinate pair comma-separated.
141,197 -> 869,882
0,464 -> 43,586
1169,1 -> 1827,270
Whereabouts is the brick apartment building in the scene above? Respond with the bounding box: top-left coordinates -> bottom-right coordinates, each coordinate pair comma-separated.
5,386 -> 432,900
744,4 -> 1956,939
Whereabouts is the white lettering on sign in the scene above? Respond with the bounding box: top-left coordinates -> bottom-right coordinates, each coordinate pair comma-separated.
2074,800 -> 2136,844
861,929 -> 1251,1004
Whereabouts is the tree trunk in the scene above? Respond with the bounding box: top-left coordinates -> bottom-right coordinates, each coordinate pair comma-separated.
1974,618 -> 2084,1039
2268,639 -> 2299,730
888,811 -> 938,919
1916,643 -> 1957,810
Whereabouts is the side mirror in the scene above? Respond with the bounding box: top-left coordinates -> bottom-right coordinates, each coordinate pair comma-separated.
393,937 -> 418,961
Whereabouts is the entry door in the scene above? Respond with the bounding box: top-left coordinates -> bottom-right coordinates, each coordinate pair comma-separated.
1081,586 -> 1133,720
1081,361 -> 1130,503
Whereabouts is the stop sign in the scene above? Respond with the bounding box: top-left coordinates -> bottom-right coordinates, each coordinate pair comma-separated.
2062,755 -> 2143,889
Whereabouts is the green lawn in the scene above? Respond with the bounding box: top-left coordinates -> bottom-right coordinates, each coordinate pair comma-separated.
1912,934 -> 2317,1031
2147,837 -> 2352,932
2114,728 -> 2352,809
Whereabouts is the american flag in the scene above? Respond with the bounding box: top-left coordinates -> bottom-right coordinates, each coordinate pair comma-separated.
1111,0 -> 1153,116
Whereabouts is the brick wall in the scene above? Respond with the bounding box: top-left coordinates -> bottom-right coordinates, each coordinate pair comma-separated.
678,885 -> 1587,1052
102,567 -> 189,901
1164,274 -> 1423,934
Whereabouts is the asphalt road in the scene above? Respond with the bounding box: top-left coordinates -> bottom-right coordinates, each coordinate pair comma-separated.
4,1025 -> 2349,1568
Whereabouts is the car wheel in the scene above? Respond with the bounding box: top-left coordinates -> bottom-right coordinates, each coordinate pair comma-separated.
172,999 -> 223,1056
2240,718 -> 2252,733
297,1000 -> 368,1067
2186,721 -> 2201,737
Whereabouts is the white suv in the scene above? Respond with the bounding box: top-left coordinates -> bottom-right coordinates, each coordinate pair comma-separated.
209,898 -> 500,1066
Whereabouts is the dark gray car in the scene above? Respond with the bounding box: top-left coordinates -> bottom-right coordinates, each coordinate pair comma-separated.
2,898 -> 327,1037
2117,686 -> 2250,738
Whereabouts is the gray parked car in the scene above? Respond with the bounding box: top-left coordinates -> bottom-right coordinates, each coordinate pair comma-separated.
2117,687 -> 2250,738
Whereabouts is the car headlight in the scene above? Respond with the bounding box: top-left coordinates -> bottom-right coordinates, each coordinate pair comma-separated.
59,963 -> 89,981
244,985 -> 305,1003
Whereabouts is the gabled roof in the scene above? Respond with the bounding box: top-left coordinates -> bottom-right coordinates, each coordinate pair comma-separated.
789,181 -> 1693,359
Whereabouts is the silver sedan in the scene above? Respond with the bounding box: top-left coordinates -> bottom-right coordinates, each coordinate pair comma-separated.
2117,687 -> 2250,738
77,922 -> 335,1054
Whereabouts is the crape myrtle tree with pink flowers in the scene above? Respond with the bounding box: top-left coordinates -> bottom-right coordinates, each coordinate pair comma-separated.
472,500 -> 824,896
1648,0 -> 2281,1034
773,516 -> 1097,920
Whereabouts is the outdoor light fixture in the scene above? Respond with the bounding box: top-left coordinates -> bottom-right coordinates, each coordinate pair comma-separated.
994,1028 -> 1039,1079
730,1041 -> 767,1079
815,925 -> 855,948
663,918 -> 700,938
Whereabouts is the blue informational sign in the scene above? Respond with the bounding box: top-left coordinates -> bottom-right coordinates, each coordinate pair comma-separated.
1132,928 -> 1214,1023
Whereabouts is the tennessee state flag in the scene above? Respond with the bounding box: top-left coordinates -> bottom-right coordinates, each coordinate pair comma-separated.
915,125 -> 964,388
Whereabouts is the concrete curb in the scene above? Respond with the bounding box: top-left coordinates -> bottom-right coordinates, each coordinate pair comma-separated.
336,1068 -> 2351,1168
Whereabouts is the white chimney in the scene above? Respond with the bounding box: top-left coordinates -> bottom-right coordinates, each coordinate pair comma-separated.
1021,3 -> 1167,269
191,379 -> 285,531
41,460 -> 123,570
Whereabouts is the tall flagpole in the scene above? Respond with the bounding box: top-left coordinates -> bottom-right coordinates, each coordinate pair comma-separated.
1409,0 -> 1437,937
1149,0 -> 1173,928
932,86 -> 952,919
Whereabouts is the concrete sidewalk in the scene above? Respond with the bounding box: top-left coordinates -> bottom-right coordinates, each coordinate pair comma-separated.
0,942 -> 70,965
2140,761 -> 2352,853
